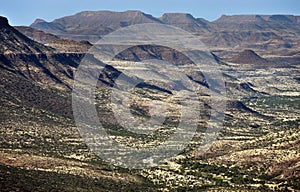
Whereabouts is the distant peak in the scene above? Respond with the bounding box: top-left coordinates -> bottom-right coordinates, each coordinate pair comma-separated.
32,18 -> 47,25
0,16 -> 9,25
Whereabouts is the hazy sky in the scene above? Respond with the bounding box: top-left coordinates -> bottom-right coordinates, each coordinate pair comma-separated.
2,0 -> 300,26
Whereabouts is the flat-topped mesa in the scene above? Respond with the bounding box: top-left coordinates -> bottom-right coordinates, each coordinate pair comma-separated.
29,10 -> 162,42
215,14 -> 300,24
160,13 -> 196,21
214,14 -> 266,23
0,16 -> 9,26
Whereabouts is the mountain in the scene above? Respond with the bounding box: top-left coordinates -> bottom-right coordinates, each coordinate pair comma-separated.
1,16 -> 191,93
159,13 -> 213,33
213,15 -> 270,30
1,14 -> 300,191
30,10 -> 162,42
230,49 -> 273,65
212,14 -> 300,31
29,11 -> 300,58
208,14 -> 300,50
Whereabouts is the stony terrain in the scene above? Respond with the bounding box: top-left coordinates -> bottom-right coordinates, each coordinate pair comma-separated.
0,12 -> 299,192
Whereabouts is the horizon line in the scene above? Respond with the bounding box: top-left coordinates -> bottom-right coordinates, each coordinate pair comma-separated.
3,10 -> 300,26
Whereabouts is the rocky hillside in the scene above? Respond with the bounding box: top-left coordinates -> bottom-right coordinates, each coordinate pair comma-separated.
0,16 -> 84,89
0,16 -> 53,54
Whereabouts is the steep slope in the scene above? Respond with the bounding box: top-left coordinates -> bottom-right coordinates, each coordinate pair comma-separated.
0,16 -> 53,54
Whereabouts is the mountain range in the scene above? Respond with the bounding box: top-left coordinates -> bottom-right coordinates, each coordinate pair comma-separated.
0,11 -> 299,191
26,11 -> 300,59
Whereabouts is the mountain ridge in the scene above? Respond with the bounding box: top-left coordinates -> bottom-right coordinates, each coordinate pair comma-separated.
28,11 -> 300,57
0,16 -> 53,54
